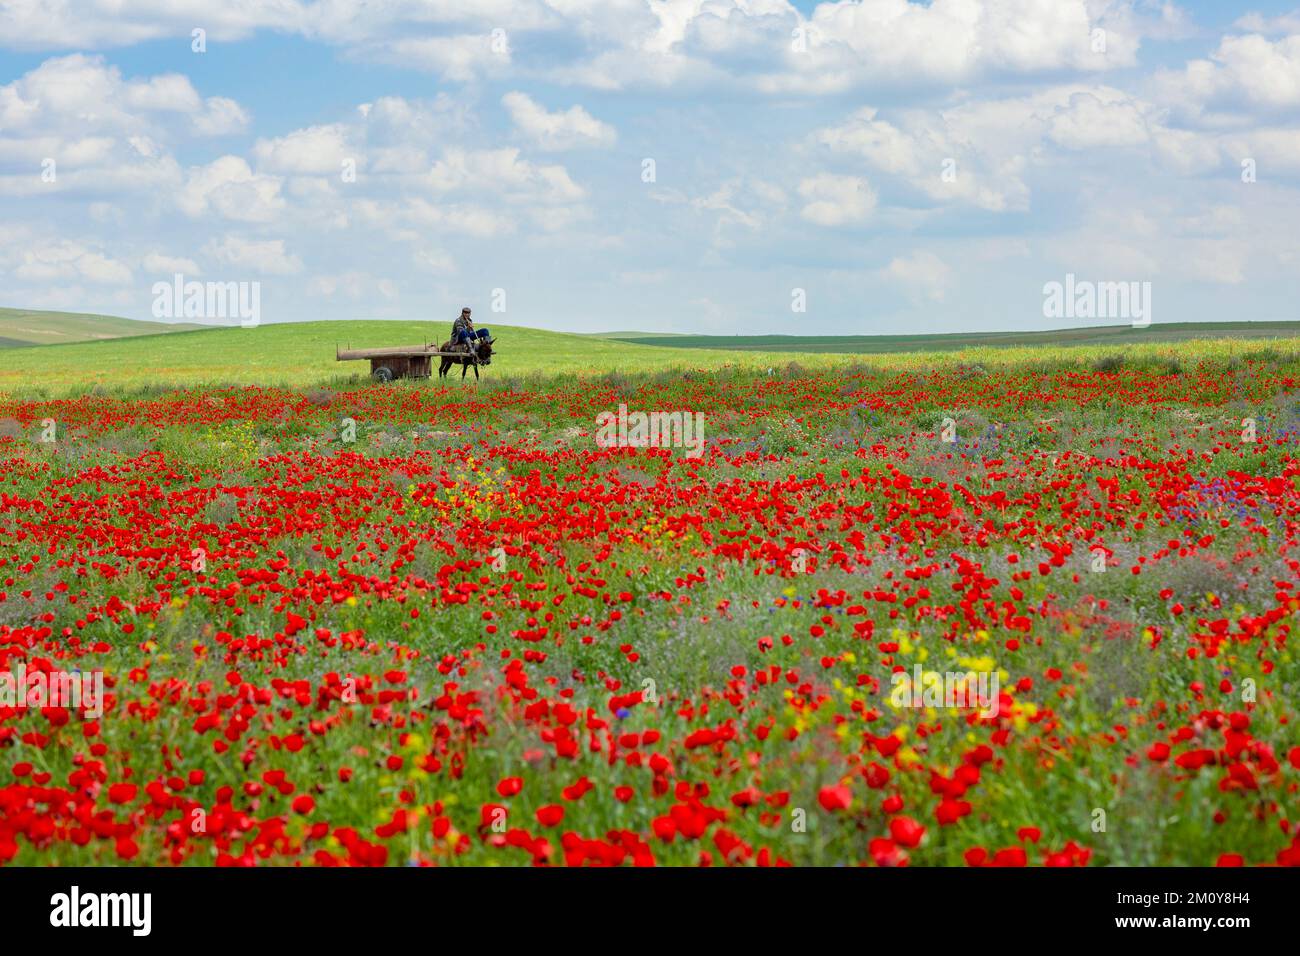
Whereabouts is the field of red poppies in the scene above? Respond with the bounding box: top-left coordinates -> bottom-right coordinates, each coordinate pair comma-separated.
3,350 -> 1300,866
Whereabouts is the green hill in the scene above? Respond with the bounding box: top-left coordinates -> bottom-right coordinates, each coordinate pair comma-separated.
608,321 -> 1300,353
3,314 -> 1300,397
0,307 -> 203,348
0,319 -> 821,394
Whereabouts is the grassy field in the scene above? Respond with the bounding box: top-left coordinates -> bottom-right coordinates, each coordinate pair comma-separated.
0,306 -> 201,348
0,320 -> 827,395
6,316 -> 1300,398
608,321 -> 1300,353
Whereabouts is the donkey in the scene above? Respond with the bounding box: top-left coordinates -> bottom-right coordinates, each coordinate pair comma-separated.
438,335 -> 494,380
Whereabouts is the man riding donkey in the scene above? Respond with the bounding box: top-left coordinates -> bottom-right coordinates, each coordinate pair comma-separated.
440,307 -> 495,378
451,307 -> 475,350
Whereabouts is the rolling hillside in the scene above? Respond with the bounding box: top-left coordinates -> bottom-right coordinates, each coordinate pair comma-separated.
2,314 -> 1299,397
607,321 -> 1300,353
0,307 -> 202,348
0,320 -> 820,393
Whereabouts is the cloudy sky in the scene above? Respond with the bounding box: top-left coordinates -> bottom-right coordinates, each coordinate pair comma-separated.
1,0 -> 1299,334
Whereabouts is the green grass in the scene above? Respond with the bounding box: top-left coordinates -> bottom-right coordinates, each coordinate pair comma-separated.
0,306 -> 202,348
609,321 -> 1300,353
580,330 -> 685,339
0,319 -> 855,395
6,312 -> 1300,399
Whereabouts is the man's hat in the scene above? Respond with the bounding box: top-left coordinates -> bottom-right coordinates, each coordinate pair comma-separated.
461,307 -> 472,315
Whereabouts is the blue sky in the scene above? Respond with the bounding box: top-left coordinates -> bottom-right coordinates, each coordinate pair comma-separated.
2,1 -> 1299,334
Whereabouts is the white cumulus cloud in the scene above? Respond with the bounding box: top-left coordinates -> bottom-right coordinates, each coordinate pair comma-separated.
885,249 -> 950,302
204,235 -> 303,275
502,92 -> 616,151
797,173 -> 877,226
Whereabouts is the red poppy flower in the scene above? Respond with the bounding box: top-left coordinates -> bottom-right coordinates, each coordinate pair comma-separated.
818,784 -> 852,812
107,783 -> 137,804
889,816 -> 925,848
535,805 -> 565,828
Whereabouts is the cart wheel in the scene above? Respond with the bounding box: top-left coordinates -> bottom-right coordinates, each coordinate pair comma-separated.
372,366 -> 394,383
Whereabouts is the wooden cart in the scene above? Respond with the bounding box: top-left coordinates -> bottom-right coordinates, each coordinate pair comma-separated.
336,344 -> 463,381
